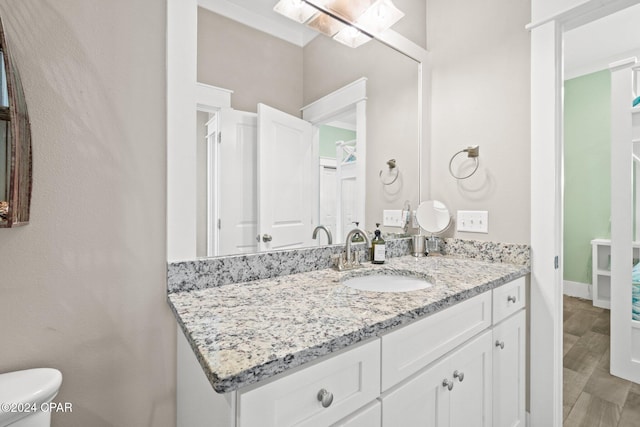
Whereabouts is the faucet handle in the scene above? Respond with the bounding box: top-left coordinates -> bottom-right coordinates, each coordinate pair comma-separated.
353,250 -> 361,266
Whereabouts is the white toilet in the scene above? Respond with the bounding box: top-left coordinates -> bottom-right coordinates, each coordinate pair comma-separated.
0,369 -> 62,427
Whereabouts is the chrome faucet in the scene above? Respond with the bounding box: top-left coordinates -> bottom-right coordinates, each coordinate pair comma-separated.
312,225 -> 333,245
334,228 -> 372,271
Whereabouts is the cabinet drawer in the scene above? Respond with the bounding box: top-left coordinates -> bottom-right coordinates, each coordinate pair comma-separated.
237,339 -> 380,427
381,292 -> 491,391
492,277 -> 526,324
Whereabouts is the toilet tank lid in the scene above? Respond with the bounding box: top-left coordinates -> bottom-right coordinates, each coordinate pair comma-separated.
0,368 -> 62,405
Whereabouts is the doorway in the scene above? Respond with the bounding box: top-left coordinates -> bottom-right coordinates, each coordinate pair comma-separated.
530,1 -> 640,425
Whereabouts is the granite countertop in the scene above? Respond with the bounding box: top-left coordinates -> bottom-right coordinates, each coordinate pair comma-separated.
168,255 -> 529,393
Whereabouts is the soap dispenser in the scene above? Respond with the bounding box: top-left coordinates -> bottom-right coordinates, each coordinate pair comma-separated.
371,223 -> 386,264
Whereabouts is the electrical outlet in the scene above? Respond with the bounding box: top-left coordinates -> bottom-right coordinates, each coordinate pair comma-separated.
457,210 -> 489,233
383,209 -> 404,227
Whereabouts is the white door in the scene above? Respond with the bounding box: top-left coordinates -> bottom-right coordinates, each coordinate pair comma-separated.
217,108 -> 258,256
257,103 -> 316,251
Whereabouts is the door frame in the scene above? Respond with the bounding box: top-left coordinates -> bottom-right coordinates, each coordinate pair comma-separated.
204,112 -> 218,257
528,1 -> 640,425
196,83 -> 233,257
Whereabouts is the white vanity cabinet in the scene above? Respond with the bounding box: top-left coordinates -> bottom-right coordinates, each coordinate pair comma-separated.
176,276 -> 527,427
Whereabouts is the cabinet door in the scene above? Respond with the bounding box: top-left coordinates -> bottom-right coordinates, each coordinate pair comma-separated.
381,356 -> 450,427
448,331 -> 493,427
493,310 -> 526,427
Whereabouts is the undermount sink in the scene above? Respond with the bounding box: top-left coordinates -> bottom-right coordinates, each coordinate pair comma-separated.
342,273 -> 433,293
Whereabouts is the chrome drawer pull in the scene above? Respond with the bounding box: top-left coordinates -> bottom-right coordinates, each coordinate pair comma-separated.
317,389 -> 334,408
453,370 -> 464,382
507,295 -> 517,303
495,340 -> 505,349
442,379 -> 454,391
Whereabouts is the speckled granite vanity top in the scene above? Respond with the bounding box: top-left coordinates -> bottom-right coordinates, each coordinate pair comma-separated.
168,254 -> 529,393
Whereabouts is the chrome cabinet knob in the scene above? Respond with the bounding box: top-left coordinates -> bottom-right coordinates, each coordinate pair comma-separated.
507,295 -> 517,303
453,370 -> 464,382
317,389 -> 333,408
442,379 -> 454,391
262,234 -> 273,242
495,340 -> 505,349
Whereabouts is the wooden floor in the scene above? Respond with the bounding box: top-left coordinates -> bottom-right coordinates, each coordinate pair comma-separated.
563,296 -> 640,426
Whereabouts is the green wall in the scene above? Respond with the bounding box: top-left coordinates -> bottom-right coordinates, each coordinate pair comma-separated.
563,70 -> 611,284
319,125 -> 356,159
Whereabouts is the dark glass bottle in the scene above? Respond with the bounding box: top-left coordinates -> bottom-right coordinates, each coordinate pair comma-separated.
371,223 -> 386,264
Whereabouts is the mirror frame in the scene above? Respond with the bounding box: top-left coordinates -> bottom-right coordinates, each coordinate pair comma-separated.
0,16 -> 32,228
166,0 -> 429,261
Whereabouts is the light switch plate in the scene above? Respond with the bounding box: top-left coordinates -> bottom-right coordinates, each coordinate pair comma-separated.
383,209 -> 404,228
457,210 -> 489,233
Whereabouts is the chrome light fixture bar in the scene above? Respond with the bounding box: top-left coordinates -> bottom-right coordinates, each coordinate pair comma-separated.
273,0 -> 404,48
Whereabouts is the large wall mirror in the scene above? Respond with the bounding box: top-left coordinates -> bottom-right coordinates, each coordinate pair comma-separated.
167,0 -> 428,260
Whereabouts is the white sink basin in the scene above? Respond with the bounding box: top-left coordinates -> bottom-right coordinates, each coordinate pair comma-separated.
342,273 -> 433,293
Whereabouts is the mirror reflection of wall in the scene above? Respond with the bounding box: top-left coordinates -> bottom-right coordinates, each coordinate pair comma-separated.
195,3 -> 420,258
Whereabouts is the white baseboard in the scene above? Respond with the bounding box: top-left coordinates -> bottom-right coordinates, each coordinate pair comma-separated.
563,280 -> 592,300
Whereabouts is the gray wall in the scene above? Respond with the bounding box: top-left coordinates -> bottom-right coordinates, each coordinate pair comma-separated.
394,0 -> 427,49
0,1 -> 175,426
427,0 -> 531,244
197,8 -> 303,117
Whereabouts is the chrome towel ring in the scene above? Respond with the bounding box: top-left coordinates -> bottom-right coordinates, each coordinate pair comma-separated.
379,159 -> 399,185
448,145 -> 480,179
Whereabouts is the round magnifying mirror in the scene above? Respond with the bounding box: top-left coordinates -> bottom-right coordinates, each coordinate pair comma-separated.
415,200 -> 451,234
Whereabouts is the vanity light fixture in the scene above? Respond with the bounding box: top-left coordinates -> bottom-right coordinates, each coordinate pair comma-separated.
273,0 -> 404,48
